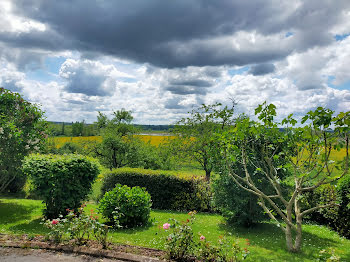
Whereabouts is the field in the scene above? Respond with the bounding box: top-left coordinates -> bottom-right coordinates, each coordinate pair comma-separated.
48,135 -> 349,164
48,134 -> 175,148
1,197 -> 349,261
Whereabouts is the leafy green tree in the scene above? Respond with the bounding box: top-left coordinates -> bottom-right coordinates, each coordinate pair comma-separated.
94,109 -> 139,169
173,103 -> 234,181
0,88 -> 47,193
219,102 -> 349,252
71,121 -> 84,136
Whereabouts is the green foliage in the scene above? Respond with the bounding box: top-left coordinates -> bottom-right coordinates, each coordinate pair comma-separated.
173,102 -> 235,181
197,236 -> 250,262
71,121 -> 85,136
0,88 -> 47,193
101,168 -> 212,211
163,212 -> 250,261
22,154 -> 100,218
43,205 -> 108,248
94,109 -> 136,136
334,175 -> 350,238
93,109 -> 140,169
98,184 -> 151,228
95,130 -> 140,169
163,211 -> 197,260
218,102 -> 349,252
300,184 -> 338,226
58,141 -> 82,154
1,198 -> 350,261
301,176 -> 350,239
212,171 -> 267,227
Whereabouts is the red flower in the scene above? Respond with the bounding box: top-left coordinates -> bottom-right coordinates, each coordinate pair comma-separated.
51,219 -> 58,225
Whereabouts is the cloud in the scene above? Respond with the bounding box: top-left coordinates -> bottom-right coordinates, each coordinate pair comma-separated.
249,63 -> 276,75
5,0 -> 349,68
223,74 -> 350,119
0,67 -> 25,92
59,59 -> 132,96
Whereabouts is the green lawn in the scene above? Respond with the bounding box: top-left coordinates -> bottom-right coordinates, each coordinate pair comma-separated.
1,197 -> 350,261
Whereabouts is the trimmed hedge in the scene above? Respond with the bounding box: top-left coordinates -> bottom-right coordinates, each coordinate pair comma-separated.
23,154 -> 100,218
101,168 -> 212,211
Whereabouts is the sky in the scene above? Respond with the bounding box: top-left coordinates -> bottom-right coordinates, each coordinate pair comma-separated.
0,0 -> 350,124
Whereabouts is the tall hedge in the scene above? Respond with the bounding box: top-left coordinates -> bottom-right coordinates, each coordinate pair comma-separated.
335,175 -> 350,238
101,168 -> 212,211
301,176 -> 350,239
23,154 -> 100,218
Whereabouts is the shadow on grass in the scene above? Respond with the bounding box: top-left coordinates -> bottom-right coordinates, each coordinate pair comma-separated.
219,222 -> 342,262
9,218 -> 48,235
0,201 -> 35,225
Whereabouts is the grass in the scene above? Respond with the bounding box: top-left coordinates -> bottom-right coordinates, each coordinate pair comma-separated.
1,197 -> 350,261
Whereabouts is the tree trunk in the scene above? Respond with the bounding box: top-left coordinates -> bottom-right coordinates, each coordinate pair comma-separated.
285,224 -> 295,252
205,169 -> 211,182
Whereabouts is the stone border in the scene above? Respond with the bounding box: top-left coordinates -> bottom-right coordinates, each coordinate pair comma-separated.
0,240 -> 166,262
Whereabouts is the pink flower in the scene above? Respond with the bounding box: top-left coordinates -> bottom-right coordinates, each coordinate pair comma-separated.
51,219 -> 58,225
200,235 -> 205,241
163,223 -> 171,230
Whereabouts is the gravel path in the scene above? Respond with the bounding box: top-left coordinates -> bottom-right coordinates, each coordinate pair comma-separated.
0,247 -> 124,262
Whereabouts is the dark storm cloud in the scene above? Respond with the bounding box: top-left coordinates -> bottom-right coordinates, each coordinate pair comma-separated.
166,85 -> 208,95
164,97 -> 187,110
165,78 -> 213,95
6,0 -> 350,68
249,63 -> 276,75
169,79 -> 213,87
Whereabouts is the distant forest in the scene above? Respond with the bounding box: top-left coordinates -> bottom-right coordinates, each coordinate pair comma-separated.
48,121 -> 173,137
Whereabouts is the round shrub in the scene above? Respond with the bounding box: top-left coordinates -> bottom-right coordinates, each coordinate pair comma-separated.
98,184 -> 152,228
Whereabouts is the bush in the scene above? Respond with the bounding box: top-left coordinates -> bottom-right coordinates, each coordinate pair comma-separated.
335,175 -> 350,238
300,184 -> 338,226
163,211 -> 197,260
162,212 -> 250,261
98,184 -> 151,228
43,205 -> 109,248
300,177 -> 350,239
212,172 -> 266,227
22,154 -> 100,218
100,168 -> 212,211
58,142 -> 82,154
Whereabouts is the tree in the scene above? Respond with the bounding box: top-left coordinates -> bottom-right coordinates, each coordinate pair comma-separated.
173,103 -> 234,181
219,102 -> 349,252
71,121 -> 85,136
0,88 -> 47,193
94,109 -> 139,169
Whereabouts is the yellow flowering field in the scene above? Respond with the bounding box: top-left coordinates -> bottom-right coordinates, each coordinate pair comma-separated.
48,134 -> 175,148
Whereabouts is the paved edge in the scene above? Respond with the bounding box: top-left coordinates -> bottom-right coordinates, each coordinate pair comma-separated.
0,240 -> 165,262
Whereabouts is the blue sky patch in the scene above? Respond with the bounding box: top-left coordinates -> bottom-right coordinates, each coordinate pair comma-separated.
228,66 -> 250,76
328,76 -> 350,90
335,33 -> 350,41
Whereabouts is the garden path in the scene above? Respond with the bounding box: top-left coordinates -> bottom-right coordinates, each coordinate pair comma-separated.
0,247 -> 124,262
